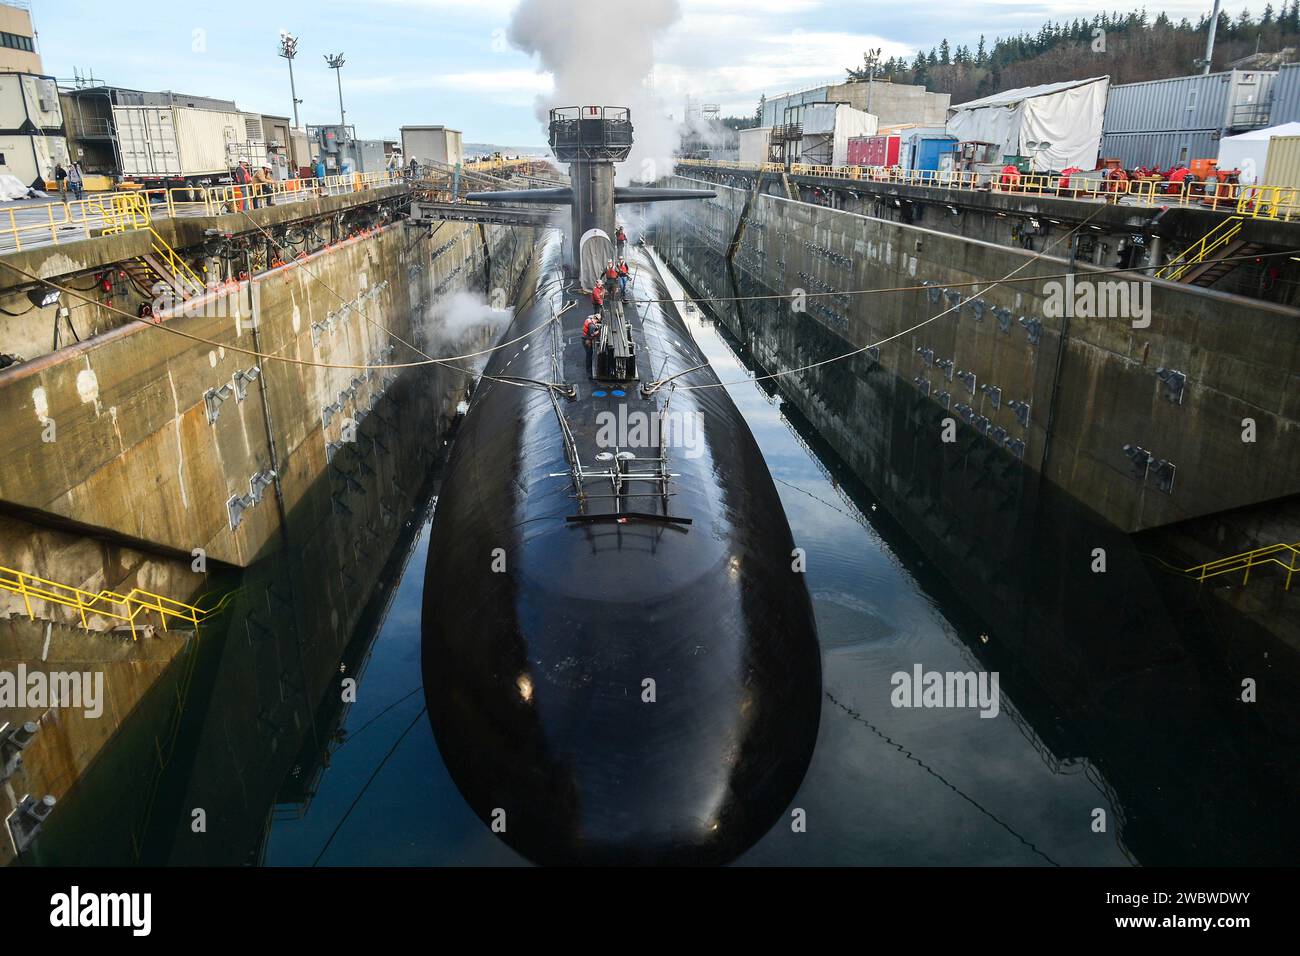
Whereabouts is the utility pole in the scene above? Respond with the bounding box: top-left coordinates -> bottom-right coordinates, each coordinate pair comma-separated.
1202,0 -> 1222,75
278,32 -> 302,128
325,52 -> 346,128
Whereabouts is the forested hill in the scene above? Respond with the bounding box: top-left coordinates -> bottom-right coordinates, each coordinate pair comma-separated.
855,8 -> 1300,105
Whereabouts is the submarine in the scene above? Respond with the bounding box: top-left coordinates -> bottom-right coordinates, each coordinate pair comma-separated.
420,106 -> 821,865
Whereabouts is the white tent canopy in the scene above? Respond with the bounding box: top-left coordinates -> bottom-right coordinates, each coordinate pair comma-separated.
1217,122 -> 1300,183
947,76 -> 1109,171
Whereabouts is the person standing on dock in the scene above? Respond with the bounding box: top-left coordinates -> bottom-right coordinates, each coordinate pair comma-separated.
67,162 -> 84,202
232,160 -> 252,211
53,163 -> 67,203
252,165 -> 273,208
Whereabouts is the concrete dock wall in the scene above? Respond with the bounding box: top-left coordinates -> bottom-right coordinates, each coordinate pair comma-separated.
655,176 -> 1299,535
0,214 -> 537,862
0,219 -> 522,567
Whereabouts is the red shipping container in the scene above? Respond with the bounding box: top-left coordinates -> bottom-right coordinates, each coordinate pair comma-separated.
847,134 -> 901,167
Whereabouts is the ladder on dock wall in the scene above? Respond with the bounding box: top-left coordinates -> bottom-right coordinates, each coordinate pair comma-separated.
1181,542 -> 1300,591
1156,215 -> 1262,286
95,194 -> 205,301
0,565 -> 211,639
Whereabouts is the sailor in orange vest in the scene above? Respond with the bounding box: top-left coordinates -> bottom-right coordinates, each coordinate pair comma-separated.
603,259 -> 619,299
617,258 -> 630,299
591,280 -> 605,313
582,312 -> 603,378
615,225 -> 627,256
998,164 -> 1020,191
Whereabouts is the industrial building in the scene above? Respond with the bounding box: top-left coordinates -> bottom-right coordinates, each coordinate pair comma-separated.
760,79 -> 948,130
401,125 -> 463,168
0,71 -> 68,185
0,0 -> 41,75
1101,69 -> 1276,169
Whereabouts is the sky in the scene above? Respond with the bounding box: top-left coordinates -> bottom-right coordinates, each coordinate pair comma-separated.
36,0 -> 1259,145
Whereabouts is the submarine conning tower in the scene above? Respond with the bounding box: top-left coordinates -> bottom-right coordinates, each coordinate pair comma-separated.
550,106 -> 631,267
463,106 -> 714,286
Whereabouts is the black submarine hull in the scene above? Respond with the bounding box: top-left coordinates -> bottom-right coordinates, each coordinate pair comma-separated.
421,233 -> 821,864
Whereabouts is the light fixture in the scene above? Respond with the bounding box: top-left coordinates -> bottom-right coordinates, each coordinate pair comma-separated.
28,288 -> 60,308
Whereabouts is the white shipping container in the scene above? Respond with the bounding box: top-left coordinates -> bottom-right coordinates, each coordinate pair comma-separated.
173,107 -> 245,175
401,126 -> 463,168
738,127 -> 771,164
114,107 -> 181,177
115,105 -> 247,180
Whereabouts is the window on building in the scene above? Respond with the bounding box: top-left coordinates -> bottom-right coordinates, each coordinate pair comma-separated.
0,32 -> 36,52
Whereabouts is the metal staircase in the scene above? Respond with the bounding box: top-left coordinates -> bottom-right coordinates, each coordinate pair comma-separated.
1156,215 -> 1262,286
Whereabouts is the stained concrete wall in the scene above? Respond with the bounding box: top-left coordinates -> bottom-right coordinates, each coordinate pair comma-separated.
656,175 -> 1299,534
0,212 -> 536,863
0,218 -> 523,568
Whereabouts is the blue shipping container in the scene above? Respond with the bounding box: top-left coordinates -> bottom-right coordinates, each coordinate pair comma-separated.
912,135 -> 957,171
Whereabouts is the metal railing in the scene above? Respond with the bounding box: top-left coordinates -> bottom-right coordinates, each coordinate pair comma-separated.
675,159 -> 1300,221
1156,216 -> 1244,281
0,564 -> 209,639
0,169 -> 404,251
1183,542 -> 1299,590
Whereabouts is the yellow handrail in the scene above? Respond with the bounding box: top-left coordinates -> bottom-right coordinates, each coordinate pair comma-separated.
1182,542 -> 1299,590
0,564 -> 209,639
0,170 -> 405,252
1156,215 -> 1244,281
146,226 -> 206,295
674,159 -> 1300,221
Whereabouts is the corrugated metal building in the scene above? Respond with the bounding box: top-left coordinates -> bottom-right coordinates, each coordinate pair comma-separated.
1101,69 -> 1276,168
759,85 -> 831,128
1269,62 -> 1300,124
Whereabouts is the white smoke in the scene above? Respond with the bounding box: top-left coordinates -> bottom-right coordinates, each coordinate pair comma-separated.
507,0 -> 682,185
426,290 -> 513,367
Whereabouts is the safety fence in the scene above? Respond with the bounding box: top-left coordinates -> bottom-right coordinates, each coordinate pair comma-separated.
676,159 -> 1300,222
0,564 -> 210,639
1183,542 -> 1299,590
0,169 -> 404,252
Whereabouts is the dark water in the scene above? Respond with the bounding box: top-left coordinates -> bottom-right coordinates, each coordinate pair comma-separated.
257,257 -> 1133,867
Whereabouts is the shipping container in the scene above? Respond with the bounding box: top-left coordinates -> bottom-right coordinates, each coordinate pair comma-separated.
1104,72 -> 1233,134
1263,134 -> 1300,189
847,134 -> 900,167
738,126 -> 771,165
401,125 -> 463,168
1104,69 -> 1276,136
1271,63 -> 1300,125
904,131 -> 956,171
114,104 -> 247,183
1100,129 -> 1221,170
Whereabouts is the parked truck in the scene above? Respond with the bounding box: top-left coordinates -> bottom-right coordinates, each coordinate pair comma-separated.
112,104 -> 267,189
